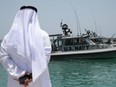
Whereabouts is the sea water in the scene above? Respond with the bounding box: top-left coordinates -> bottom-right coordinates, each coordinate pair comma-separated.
1,58 -> 116,87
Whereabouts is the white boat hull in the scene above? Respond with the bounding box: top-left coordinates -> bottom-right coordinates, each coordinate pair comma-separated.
51,47 -> 116,59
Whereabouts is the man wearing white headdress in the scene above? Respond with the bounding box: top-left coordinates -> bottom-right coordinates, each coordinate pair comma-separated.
0,6 -> 52,87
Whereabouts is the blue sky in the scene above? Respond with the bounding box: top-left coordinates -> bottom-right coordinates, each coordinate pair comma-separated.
0,0 -> 116,39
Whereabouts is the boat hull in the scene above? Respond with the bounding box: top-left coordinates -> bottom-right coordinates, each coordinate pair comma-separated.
51,48 -> 116,59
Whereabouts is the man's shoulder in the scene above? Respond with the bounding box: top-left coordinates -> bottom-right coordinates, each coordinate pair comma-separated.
41,30 -> 48,34
41,30 -> 49,37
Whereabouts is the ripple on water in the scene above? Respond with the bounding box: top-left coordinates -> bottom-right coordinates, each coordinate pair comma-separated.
49,58 -> 116,87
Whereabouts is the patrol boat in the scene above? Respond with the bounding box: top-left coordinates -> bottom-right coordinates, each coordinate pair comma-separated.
50,23 -> 116,58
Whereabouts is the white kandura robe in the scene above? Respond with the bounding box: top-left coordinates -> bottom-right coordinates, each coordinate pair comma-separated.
0,8 -> 52,87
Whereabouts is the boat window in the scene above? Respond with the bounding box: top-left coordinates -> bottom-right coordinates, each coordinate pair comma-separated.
74,39 -> 79,45
74,38 -> 88,45
81,39 -> 88,44
73,38 -> 82,45
51,39 -> 63,51
51,39 -> 58,51
64,39 -> 73,45
91,38 -> 102,44
63,38 -> 88,46
59,40 -> 62,47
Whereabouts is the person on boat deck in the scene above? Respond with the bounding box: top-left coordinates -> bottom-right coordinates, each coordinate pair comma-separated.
0,6 -> 52,87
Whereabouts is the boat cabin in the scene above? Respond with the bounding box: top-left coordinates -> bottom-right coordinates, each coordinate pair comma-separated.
50,34 -> 91,52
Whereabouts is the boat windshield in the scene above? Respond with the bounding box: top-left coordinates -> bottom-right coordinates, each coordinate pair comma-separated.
63,38 -> 88,45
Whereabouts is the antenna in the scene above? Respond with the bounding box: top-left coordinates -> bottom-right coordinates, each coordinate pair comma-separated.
94,21 -> 98,35
68,0 -> 81,36
75,10 -> 81,36
60,19 -> 64,34
99,24 -> 102,37
60,19 -> 63,27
